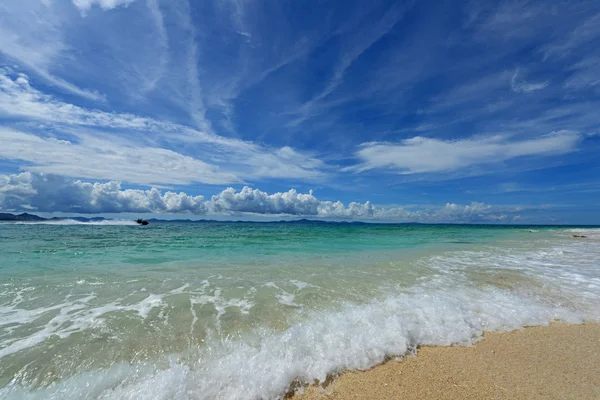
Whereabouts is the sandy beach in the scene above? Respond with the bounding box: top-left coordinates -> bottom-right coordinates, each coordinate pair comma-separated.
295,323 -> 600,400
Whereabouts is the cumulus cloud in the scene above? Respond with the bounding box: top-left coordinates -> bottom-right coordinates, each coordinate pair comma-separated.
0,173 -> 206,214
350,130 -> 581,174
209,187 -> 321,215
0,172 -> 518,222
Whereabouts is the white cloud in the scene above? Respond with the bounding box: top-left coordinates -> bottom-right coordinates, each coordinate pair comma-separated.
564,56 -> 600,90
0,0 -> 104,100
315,2 -> 409,101
72,0 -> 136,12
542,13 -> 600,59
350,130 -> 581,174
286,1 -> 412,127
0,70 -> 327,184
511,81 -> 548,93
0,172 -> 206,214
470,1 -> 553,40
0,128 -> 240,186
0,71 -> 173,130
317,200 -> 376,218
0,172 -> 518,222
209,187 -> 321,215
421,72 -> 512,115
511,69 -> 548,93
142,0 -> 169,94
179,0 -> 212,133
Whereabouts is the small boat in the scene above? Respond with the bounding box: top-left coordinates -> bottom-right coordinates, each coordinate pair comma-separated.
136,219 -> 149,226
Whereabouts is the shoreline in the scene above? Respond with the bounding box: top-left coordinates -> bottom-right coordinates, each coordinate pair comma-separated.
294,323 -> 600,400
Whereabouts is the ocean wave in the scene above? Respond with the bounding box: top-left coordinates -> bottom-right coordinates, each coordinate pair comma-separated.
567,228 -> 600,239
2,228 -> 600,399
1,280 -> 597,400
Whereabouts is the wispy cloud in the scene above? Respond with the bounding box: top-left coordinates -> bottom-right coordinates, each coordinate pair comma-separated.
542,12 -> 600,59
0,128 -> 240,185
424,72 -> 512,114
138,0 -> 169,94
564,56 -> 600,90
316,1 -> 410,101
469,0 -> 554,40
349,130 -> 581,174
0,71 -> 168,130
510,69 -> 548,93
0,0 -> 104,101
71,0 -> 136,13
178,0 -> 212,132
286,1 -> 413,127
0,69 -> 328,184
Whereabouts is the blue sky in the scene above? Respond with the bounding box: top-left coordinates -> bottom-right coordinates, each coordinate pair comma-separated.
1,0 -> 599,223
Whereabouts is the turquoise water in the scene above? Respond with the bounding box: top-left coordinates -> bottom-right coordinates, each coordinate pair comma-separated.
1,221 -> 599,399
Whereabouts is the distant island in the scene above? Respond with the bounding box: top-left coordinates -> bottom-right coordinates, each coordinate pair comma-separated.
0,212 -> 370,224
0,212 -> 106,222
0,212 -> 375,225
0,212 -> 151,224
2,212 -> 594,227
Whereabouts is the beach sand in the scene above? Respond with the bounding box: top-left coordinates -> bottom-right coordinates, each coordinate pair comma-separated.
295,323 -> 600,400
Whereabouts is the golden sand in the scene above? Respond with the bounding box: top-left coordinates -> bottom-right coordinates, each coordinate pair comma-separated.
295,323 -> 600,400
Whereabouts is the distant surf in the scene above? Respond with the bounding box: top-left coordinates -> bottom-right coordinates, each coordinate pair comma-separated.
12,219 -> 139,226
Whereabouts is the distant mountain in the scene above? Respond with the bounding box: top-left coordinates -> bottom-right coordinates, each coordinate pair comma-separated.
1,212 -> 382,224
0,212 -> 46,221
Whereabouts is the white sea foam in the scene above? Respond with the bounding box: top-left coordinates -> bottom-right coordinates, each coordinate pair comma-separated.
275,292 -> 300,308
189,285 -> 254,334
0,294 -> 168,358
76,279 -> 104,286
0,295 -> 96,358
567,228 -> 600,240
1,282 -> 596,400
289,280 -> 319,290
264,282 -> 303,307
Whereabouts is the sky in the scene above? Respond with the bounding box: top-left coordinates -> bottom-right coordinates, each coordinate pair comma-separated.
1,0 -> 599,224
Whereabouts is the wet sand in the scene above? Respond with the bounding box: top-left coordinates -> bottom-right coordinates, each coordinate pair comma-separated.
295,323 -> 600,400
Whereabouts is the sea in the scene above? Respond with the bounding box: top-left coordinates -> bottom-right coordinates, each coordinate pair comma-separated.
0,221 -> 599,399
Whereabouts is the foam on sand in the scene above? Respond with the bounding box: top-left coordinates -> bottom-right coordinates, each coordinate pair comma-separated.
296,323 -> 600,400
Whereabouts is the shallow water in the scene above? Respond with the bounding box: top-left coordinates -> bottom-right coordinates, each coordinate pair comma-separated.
1,222 -> 599,399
